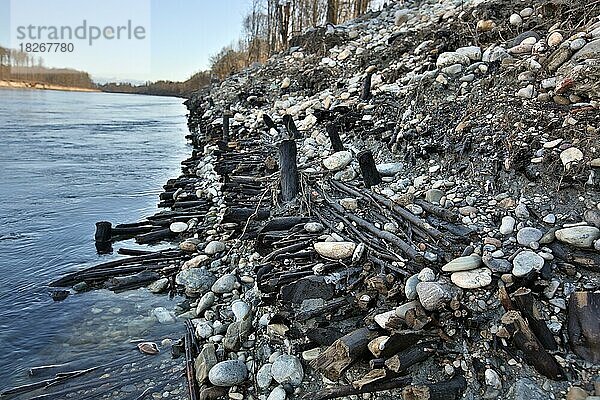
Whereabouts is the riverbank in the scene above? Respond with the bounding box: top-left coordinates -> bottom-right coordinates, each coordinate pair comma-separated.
0,80 -> 99,93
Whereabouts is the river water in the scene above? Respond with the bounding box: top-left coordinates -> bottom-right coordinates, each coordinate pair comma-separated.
0,89 -> 190,398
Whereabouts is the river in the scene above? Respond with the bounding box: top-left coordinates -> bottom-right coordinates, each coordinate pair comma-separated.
0,88 -> 190,398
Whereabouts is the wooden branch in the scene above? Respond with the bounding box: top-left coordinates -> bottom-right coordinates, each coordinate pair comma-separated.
263,113 -> 277,130
413,199 -> 458,223
568,291 -> 600,363
302,377 -> 412,400
283,114 -> 301,139
512,288 -> 558,351
184,320 -> 199,400
357,150 -> 382,188
310,327 -> 378,381
501,311 -> 566,380
360,72 -> 373,101
384,340 -> 437,373
401,375 -> 467,400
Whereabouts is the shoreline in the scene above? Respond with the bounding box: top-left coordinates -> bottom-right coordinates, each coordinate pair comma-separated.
0,80 -> 99,93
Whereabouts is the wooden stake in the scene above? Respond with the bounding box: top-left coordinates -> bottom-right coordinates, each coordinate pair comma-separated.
222,113 -> 230,142
279,140 -> 299,202
95,221 -> 112,243
360,72 -> 373,101
283,114 -> 301,139
512,287 -> 558,351
568,291 -> 600,363
326,123 -> 344,152
357,150 -> 382,188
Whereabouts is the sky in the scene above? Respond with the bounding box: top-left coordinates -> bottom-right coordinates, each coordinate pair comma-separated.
0,0 -> 250,82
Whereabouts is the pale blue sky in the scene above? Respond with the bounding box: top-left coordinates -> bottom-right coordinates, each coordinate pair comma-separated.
0,0 -> 250,82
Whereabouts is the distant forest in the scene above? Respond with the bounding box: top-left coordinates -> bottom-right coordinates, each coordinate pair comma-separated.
1,0 -> 374,97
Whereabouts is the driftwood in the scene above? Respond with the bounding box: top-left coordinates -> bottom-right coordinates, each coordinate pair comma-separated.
548,242 -> 600,272
360,72 -> 373,101
512,288 -> 558,351
302,377 -> 412,400
401,375 -> 467,400
326,123 -> 344,152
184,320 -> 199,400
568,291 -> 600,363
0,367 -> 98,397
104,271 -> 161,291
223,113 -> 230,142
283,114 -> 301,139
310,327 -> 378,381
94,221 -> 112,243
413,198 -> 458,223
135,228 -> 177,244
262,113 -> 277,131
501,311 -> 566,380
384,340 -> 437,373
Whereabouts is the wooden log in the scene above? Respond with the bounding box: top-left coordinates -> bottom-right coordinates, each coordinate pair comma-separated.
326,124 -> 344,152
374,330 -> 426,358
384,341 -> 437,373
414,199 -> 459,223
357,150 -> 382,188
568,291 -> 600,363
135,228 -> 177,244
352,369 -> 388,389
223,207 -> 270,223
259,217 -> 309,233
111,225 -> 156,237
279,139 -> 299,202
95,221 -> 112,243
310,327 -> 378,381
512,288 -> 558,351
104,271 -> 161,291
184,320 -> 199,400
283,114 -> 301,139
360,72 -> 373,101
303,377 -> 411,400
263,113 -> 277,131
501,311 -> 566,380
549,242 -> 600,272
401,375 -> 467,400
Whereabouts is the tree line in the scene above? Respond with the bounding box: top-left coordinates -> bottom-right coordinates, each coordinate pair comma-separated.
210,0 -> 373,79
0,46 -> 95,89
99,71 -> 212,98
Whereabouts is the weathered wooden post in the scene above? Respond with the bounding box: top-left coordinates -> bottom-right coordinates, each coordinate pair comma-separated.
223,112 -> 231,142
357,150 -> 382,188
283,114 -> 301,139
263,113 -> 277,131
279,140 -> 299,202
95,221 -> 112,254
326,123 -> 344,152
360,72 -> 373,101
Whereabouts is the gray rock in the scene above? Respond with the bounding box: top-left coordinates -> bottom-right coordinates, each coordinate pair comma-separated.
231,300 -> 251,321
515,203 -> 530,219
205,241 -> 226,255
176,269 -> 217,296
500,216 -> 516,235
169,221 -> 188,233
555,226 -> 600,248
516,227 -> 543,246
416,281 -> 451,311
196,291 -> 216,315
451,268 -> 492,289
417,267 -> 436,282
425,189 -> 445,204
323,151 -> 352,170
485,368 -> 502,389
560,147 -> 584,168
455,46 -> 482,60
304,222 -> 324,233
482,254 -> 512,273
404,274 -> 420,300
442,255 -> 482,272
584,209 -> 600,228
211,274 -> 238,294
195,322 -> 213,339
152,307 -> 176,324
208,360 -> 248,387
195,344 -> 217,383
257,363 -> 273,389
376,162 -> 403,176
267,387 -> 287,400
147,278 -> 169,293
506,378 -> 548,400
271,355 -> 304,387
436,52 -> 470,68
512,251 -> 544,277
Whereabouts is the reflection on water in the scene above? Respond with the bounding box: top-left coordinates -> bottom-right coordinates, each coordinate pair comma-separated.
0,89 -> 190,398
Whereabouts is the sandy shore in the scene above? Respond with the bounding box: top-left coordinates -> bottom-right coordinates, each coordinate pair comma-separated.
0,80 -> 99,93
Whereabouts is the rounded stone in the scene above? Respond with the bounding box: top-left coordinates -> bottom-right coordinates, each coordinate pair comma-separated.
231,300 -> 251,321
196,291 -> 215,314
451,268 -> 492,289
170,222 -> 188,233
304,222 -> 324,233
547,32 -> 563,47
442,255 -> 482,272
205,241 -> 226,255
404,274 -> 420,300
509,13 -> 523,26
271,355 -> 304,387
323,151 -> 352,170
516,227 -> 543,246
418,267 -> 436,282
211,274 -> 238,294
512,251 -> 544,277
176,268 -> 216,296
314,241 -> 356,260
560,147 -> 583,168
267,386 -> 287,400
256,363 -> 273,389
208,360 -> 248,387
416,281 -> 451,311
555,226 -> 600,248
500,216 -> 516,235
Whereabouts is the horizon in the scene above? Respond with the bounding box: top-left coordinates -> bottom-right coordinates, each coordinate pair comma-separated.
0,0 -> 250,82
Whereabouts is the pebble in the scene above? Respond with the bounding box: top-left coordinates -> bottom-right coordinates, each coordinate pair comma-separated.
512,251 -> 545,277
340,198 -> 358,210
231,300 -> 251,321
482,254 -> 512,273
516,227 -> 543,246
314,241 -> 356,259
416,281 -> 451,311
205,241 -> 226,255
208,360 -> 248,387
376,162 -> 403,176
509,13 -> 523,26
267,387 -> 287,400
560,147 -> 584,168
271,355 -> 304,387
304,222 -> 324,233
425,189 -> 445,204
417,267 -> 436,282
450,268 -> 492,289
169,222 -> 188,233
543,214 -> 556,224
404,274 -> 420,300
547,32 -> 563,46
196,291 -> 215,314
436,52 -> 470,68
500,216 -> 516,235
485,368 -> 502,389
175,268 -> 216,296
212,274 -> 238,293
555,226 -> 600,248
148,278 -> 169,294
442,255 -> 482,272
256,363 -> 273,389
570,38 -> 586,51
323,151 -> 352,170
